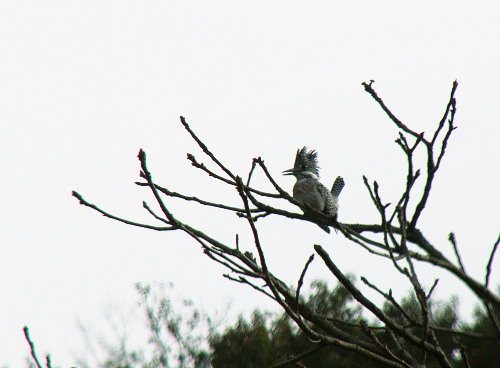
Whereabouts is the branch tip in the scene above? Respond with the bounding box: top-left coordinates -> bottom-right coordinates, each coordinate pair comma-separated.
180,115 -> 187,126
72,191 -> 83,202
23,326 -> 43,368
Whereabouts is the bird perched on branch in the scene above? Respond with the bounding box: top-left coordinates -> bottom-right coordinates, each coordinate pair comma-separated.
283,147 -> 344,233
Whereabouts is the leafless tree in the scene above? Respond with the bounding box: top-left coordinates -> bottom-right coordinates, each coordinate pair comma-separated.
73,81 -> 500,368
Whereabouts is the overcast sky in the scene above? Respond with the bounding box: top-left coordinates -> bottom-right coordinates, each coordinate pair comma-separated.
1,1 -> 500,366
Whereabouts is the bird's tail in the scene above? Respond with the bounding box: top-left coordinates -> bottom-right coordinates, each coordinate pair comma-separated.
331,176 -> 345,198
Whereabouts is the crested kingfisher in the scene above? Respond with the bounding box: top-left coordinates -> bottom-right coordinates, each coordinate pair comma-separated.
283,147 -> 344,233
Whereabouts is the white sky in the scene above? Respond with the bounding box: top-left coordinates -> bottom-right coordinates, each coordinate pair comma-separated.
1,1 -> 500,366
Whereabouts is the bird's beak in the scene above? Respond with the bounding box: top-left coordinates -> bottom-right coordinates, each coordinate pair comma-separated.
282,168 -> 296,176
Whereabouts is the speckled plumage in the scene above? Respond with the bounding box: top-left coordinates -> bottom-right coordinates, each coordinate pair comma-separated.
283,147 -> 344,233
331,176 -> 345,199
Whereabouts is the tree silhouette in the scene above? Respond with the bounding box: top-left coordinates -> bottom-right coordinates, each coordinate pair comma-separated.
72,80 -> 500,367
74,280 -> 473,368
210,280 -> 465,368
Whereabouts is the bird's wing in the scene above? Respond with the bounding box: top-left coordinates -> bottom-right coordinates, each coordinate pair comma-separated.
317,182 -> 337,217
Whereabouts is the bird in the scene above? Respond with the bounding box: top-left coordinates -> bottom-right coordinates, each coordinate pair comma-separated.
283,147 -> 344,233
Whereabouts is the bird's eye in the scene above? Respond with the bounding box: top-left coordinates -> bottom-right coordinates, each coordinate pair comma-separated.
301,164 -> 307,170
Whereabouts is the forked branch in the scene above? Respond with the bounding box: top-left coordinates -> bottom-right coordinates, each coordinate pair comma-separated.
72,81 -> 499,367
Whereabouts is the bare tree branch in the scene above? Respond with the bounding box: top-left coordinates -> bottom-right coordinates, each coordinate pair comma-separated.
180,116 -> 237,181
362,80 -> 425,141
485,232 -> 500,287
360,322 -> 417,368
23,326 -> 43,368
361,277 -> 417,326
223,274 -> 277,301
72,81 -> 500,367
314,244 -> 454,368
45,354 -> 53,368
426,279 -> 440,300
135,181 -> 255,213
296,254 -> 315,312
72,191 -> 173,231
448,232 -> 466,272
409,81 -> 458,228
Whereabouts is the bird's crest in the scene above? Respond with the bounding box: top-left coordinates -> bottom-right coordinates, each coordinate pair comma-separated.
294,146 -> 320,178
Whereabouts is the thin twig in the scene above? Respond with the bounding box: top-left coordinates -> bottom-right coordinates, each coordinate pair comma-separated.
223,274 -> 277,300
187,153 -> 282,198
204,247 -> 259,277
383,327 -> 423,368
136,181 -> 257,213
360,277 -> 417,325
255,157 -> 292,199
434,97 -> 457,172
186,153 -> 235,186
405,248 -> 500,311
362,176 -> 389,217
244,189 -> 322,225
296,254 -> 315,312
359,322 -> 415,368
432,80 -> 459,146
485,232 -> 500,287
247,158 -> 258,186
238,211 -> 271,222
448,232 -> 466,272
143,201 -> 170,225
23,326 -> 43,368
393,132 -> 421,226
180,116 -> 237,181
342,224 -> 395,253
362,80 -> 425,141
46,354 -> 52,368
72,191 -> 173,231
426,279 -> 439,300
347,222 -> 448,262
371,181 -> 409,274
410,82 -> 458,228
